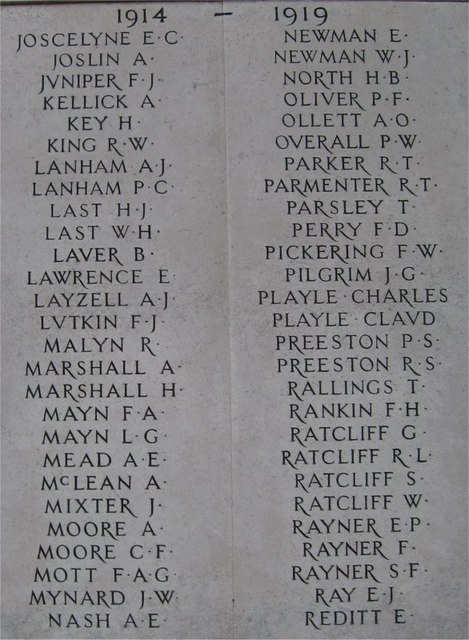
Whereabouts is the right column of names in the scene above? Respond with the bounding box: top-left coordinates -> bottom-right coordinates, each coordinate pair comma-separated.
227,2 -> 467,637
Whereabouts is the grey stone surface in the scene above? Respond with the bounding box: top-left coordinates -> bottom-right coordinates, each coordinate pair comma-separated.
1,2 -> 467,638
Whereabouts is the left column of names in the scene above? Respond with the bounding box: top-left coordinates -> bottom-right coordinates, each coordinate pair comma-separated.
1,4 -> 232,638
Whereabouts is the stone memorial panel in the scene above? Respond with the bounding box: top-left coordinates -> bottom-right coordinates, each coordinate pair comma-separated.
1,1 -> 467,638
